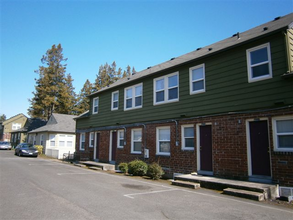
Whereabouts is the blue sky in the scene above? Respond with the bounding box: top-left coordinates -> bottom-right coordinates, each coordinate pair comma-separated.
0,0 -> 292,119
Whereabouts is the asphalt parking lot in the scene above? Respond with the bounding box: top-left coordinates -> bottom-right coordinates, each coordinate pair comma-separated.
0,150 -> 292,220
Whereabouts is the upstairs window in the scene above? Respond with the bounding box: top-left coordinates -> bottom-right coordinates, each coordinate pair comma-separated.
273,116 -> 293,152
124,83 -> 143,110
154,72 -> 179,105
190,64 -> 205,94
246,43 -> 272,82
111,91 -> 119,111
12,123 -> 21,130
93,97 -> 99,114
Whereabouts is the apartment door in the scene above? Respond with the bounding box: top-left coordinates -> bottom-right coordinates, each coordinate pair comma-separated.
198,125 -> 213,174
111,131 -> 117,161
249,121 -> 271,177
95,133 -> 100,160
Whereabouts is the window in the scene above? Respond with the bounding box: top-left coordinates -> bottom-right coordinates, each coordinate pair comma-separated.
80,133 -> 85,150
59,135 -> 65,147
111,91 -> 119,110
154,72 -> 179,105
246,43 -> 272,82
182,125 -> 195,150
89,132 -> 94,147
156,127 -> 171,156
40,134 -> 44,146
190,64 -> 205,94
12,123 -> 21,130
67,135 -> 73,147
131,129 -> 142,154
124,83 -> 143,110
273,116 -> 293,152
93,97 -> 99,114
117,130 -> 124,148
50,134 -> 56,147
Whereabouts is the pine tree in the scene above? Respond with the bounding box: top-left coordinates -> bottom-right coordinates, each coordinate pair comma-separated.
28,44 -> 76,120
76,79 -> 93,115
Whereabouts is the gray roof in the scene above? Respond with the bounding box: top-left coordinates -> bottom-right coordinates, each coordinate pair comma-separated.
29,113 -> 76,133
90,13 -> 293,96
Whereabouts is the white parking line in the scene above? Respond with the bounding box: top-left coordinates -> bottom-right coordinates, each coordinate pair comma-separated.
124,188 -> 180,199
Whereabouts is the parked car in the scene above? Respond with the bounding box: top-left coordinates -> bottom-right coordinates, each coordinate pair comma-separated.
14,143 -> 38,157
0,141 -> 12,150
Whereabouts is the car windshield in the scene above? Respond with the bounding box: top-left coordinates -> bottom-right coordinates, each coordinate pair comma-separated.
21,144 -> 34,149
0,142 -> 10,145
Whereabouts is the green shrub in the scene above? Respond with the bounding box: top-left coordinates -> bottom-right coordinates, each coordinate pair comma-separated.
118,162 -> 128,174
34,145 -> 43,155
147,163 -> 164,180
128,159 -> 148,176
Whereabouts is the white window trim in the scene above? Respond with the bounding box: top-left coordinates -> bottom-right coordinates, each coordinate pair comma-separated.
117,130 -> 124,148
89,132 -> 94,148
153,72 -> 179,105
181,124 -> 195,150
49,134 -> 56,147
92,97 -> 99,114
80,133 -> 85,151
131,128 -> 142,154
272,116 -> 293,152
156,126 -> 171,156
111,91 -> 119,111
246,43 -> 272,83
124,83 -> 143,111
189,64 -> 206,95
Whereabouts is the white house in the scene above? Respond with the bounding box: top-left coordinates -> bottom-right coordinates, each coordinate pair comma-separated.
28,113 -> 76,159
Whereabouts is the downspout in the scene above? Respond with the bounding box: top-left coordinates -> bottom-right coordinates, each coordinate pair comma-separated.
142,124 -> 148,159
121,126 -> 127,146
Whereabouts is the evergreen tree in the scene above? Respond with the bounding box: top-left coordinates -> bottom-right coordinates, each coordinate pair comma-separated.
28,44 -> 76,120
76,79 -> 93,115
0,114 -> 6,122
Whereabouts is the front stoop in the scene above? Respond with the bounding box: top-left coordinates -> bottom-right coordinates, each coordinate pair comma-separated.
174,174 -> 279,201
79,161 -> 115,171
223,188 -> 265,201
171,180 -> 200,189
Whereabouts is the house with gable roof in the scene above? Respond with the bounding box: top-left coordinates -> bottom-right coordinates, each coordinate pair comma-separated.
29,113 -> 76,159
75,13 -> 293,186
2,114 -> 28,142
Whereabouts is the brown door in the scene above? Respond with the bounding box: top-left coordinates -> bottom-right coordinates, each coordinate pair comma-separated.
111,131 -> 117,161
249,121 -> 271,176
200,125 -> 213,172
95,133 -> 100,160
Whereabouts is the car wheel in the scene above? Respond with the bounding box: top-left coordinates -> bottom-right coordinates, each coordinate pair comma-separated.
18,151 -> 21,157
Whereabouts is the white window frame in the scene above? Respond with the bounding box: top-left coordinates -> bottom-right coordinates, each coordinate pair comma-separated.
189,64 -> 205,95
49,134 -> 56,147
153,72 -> 179,105
89,132 -> 94,148
80,133 -> 85,151
59,134 -> 66,147
131,128 -> 142,154
181,125 -> 195,150
92,97 -> 99,114
156,126 -> 171,156
111,91 -> 119,111
12,123 -> 21,131
124,83 -> 143,111
117,130 -> 124,148
272,116 -> 293,152
67,135 -> 73,147
246,43 -> 272,83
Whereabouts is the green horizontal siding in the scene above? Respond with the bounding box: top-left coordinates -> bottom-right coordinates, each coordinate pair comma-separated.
77,33 -> 293,129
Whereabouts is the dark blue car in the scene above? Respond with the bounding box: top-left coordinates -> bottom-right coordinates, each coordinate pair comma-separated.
14,143 -> 38,157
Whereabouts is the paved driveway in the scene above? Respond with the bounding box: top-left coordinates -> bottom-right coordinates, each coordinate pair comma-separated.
0,150 -> 292,220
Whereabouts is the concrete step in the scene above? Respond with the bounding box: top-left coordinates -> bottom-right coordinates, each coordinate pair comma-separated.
80,161 -> 115,171
174,174 -> 279,200
223,188 -> 265,201
171,180 -> 200,189
89,166 -> 103,171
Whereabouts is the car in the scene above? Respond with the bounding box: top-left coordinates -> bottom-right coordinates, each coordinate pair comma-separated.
0,141 -> 12,150
14,143 -> 38,157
